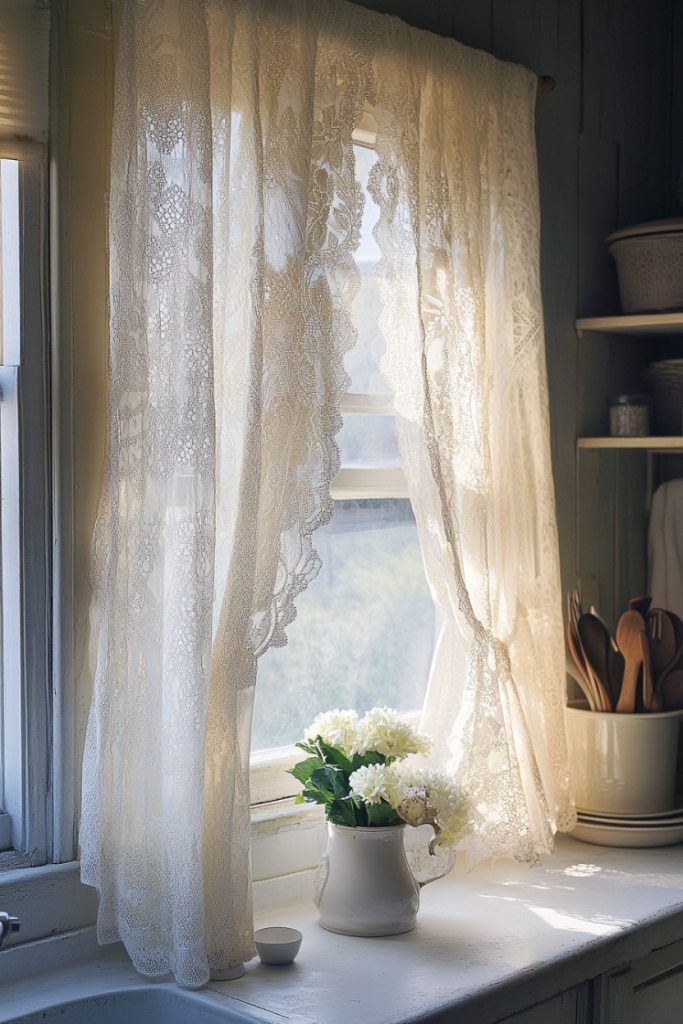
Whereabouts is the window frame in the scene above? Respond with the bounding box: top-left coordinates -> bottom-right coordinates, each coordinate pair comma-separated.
0,153 -> 52,868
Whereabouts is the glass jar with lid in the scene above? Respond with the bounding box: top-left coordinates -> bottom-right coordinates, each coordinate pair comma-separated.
608,394 -> 651,437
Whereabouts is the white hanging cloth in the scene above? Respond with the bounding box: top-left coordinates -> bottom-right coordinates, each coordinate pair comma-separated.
81,0 -> 377,987
81,0 -> 573,990
369,22 -> 574,862
649,479 -> 683,622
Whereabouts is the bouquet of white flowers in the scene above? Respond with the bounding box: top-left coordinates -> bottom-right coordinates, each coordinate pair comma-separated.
289,706 -> 469,852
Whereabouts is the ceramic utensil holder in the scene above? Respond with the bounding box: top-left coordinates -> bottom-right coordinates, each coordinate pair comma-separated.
564,701 -> 683,815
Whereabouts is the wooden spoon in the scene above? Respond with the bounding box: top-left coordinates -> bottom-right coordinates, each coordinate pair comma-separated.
616,609 -> 647,713
578,613 -> 613,712
566,622 -> 600,710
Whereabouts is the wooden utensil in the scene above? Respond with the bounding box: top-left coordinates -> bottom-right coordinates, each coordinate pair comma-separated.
566,622 -> 600,710
578,613 -> 613,712
640,631 -> 661,711
589,605 -> 619,652
667,610 -> 683,649
646,609 -> 676,711
607,644 -> 625,709
629,596 -> 652,618
616,609 -> 647,713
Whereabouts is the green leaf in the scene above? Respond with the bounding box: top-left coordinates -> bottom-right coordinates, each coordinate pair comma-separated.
300,788 -> 329,806
288,756 -> 323,786
366,801 -> 403,827
295,741 -> 318,756
316,740 -> 353,774
327,798 -> 359,827
310,765 -> 349,799
350,750 -> 386,772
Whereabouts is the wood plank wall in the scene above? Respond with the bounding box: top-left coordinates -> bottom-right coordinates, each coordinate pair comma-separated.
353,0 -> 677,626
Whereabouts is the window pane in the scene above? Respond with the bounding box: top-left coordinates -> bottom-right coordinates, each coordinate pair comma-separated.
252,499 -> 438,752
338,413 -> 399,468
344,144 -> 388,395
0,160 -> 20,366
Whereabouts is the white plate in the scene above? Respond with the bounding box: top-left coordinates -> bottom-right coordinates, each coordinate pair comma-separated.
576,801 -> 683,823
571,819 -> 683,848
577,807 -> 683,827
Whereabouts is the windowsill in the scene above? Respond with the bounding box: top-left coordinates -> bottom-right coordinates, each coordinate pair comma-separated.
1,837 -> 682,1023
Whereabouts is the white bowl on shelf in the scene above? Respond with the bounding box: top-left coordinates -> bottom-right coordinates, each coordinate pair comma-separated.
254,926 -> 302,965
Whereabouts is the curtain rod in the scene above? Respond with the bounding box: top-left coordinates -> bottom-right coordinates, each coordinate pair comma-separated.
537,75 -> 555,93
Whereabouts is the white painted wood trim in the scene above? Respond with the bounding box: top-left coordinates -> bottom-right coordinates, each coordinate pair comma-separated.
0,863 -> 97,945
331,467 -> 408,499
250,746 -> 301,805
340,392 -> 394,415
0,141 -> 45,165
17,160 -> 51,864
576,313 -> 683,335
251,802 -> 325,884
49,0 -> 78,865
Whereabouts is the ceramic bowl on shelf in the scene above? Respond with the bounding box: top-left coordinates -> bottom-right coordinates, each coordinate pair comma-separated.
607,218 -> 683,314
564,701 -> 683,816
254,926 -> 302,965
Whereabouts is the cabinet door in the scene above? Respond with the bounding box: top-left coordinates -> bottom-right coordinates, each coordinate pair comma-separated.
597,938 -> 683,1024
633,965 -> 683,1023
498,985 -> 590,1024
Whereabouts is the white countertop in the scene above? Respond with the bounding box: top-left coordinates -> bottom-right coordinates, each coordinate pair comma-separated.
3,836 -> 683,1024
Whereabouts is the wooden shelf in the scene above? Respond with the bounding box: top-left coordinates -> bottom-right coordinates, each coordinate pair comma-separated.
578,436 -> 683,450
575,313 -> 683,335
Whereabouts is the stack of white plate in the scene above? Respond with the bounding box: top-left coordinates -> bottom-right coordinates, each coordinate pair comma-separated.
572,804 -> 683,848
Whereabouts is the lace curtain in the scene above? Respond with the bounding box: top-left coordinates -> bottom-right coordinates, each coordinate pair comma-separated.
369,25 -> 575,861
81,0 -> 573,990
81,0 -> 378,988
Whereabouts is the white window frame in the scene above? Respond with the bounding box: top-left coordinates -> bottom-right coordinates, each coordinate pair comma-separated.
0,154 -> 52,869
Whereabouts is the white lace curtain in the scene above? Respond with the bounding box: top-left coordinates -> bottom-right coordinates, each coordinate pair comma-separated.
368,32 -> 574,861
81,0 -> 572,990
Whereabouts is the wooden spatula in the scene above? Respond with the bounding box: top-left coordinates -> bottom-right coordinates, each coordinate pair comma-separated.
616,609 -> 646,713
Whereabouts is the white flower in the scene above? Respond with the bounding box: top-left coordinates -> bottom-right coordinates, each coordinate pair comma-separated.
395,767 -> 470,848
304,708 -> 358,753
351,707 -> 432,761
349,763 -> 402,806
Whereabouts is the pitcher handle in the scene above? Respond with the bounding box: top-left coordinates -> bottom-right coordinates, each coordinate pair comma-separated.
418,829 -> 455,888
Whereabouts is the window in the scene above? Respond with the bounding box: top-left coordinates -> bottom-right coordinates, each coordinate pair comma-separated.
251,138 -> 439,802
0,155 -> 51,864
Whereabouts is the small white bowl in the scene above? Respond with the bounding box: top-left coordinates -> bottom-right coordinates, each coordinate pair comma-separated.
254,926 -> 302,965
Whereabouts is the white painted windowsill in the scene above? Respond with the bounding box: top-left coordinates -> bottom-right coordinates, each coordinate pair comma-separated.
0,836 -> 683,1023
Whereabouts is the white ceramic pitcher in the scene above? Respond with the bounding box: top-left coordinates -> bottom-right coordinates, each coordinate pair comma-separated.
316,823 -> 450,936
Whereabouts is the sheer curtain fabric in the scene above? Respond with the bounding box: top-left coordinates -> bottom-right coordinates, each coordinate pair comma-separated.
81,0 -> 573,990
81,0 -> 377,988
368,32 -> 574,861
